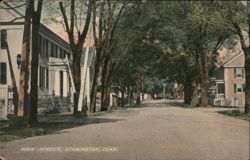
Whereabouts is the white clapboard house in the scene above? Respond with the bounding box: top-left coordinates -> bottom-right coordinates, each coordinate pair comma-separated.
208,45 -> 246,107
0,1 -> 74,118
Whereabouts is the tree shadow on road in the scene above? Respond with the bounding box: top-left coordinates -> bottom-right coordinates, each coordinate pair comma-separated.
0,115 -> 123,143
128,100 -> 190,109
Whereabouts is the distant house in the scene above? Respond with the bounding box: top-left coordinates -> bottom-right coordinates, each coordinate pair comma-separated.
210,51 -> 245,107
0,2 -> 73,116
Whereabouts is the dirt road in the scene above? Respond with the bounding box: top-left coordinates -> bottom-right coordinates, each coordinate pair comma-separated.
1,100 -> 249,160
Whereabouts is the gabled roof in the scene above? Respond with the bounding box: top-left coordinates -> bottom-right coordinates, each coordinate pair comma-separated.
222,52 -> 244,68
39,24 -> 70,52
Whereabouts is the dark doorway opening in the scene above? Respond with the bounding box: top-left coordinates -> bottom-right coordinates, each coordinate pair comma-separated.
60,70 -> 63,97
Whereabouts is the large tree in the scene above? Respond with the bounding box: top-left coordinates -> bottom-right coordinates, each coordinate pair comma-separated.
217,1 -> 250,113
19,0 -> 31,117
59,0 -> 93,116
90,0 -> 128,112
29,0 -> 43,124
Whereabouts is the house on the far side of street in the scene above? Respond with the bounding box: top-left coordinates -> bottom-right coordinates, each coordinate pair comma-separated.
210,49 -> 245,107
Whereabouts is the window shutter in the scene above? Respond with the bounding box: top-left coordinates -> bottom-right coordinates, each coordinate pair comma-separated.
46,68 -> 49,89
234,68 -> 236,78
242,68 -> 245,78
39,67 -> 42,87
46,39 -> 48,57
55,45 -> 58,58
1,29 -> 7,49
0,63 -> 7,84
38,35 -> 42,54
51,43 -> 54,57
234,84 -> 236,93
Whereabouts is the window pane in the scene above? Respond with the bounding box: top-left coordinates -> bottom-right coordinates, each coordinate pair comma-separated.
39,35 -> 42,54
39,67 -> 42,87
237,85 -> 242,92
43,38 -> 46,56
46,39 -> 49,57
217,83 -> 224,94
55,45 -> 59,57
216,69 -> 223,80
41,36 -> 44,55
1,30 -> 7,49
39,67 -> 47,88
51,43 -> 54,57
54,45 -> 58,58
0,63 -> 7,84
64,50 -> 67,58
236,68 -> 242,77
46,68 -> 49,89
235,84 -> 244,93
242,68 -> 245,78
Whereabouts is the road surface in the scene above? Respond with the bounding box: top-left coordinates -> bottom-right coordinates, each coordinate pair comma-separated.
1,100 -> 249,160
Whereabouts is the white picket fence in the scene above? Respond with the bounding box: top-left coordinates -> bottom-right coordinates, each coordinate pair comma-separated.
0,85 -> 8,120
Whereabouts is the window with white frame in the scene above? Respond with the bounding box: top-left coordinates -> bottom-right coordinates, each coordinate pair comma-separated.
234,84 -> 245,93
234,68 -> 245,78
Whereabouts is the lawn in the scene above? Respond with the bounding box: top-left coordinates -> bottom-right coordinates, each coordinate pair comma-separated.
0,115 -> 84,143
218,110 -> 250,121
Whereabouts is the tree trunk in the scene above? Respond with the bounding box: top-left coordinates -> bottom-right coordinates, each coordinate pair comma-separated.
103,60 -> 113,108
245,53 -> 250,113
136,82 -> 140,105
232,11 -> 250,113
105,82 -> 111,108
245,1 -> 250,114
59,0 -> 92,115
104,62 -> 114,109
90,48 -> 102,113
199,49 -> 209,107
29,18 -> 39,124
19,0 -> 31,117
127,85 -> 130,101
72,49 -> 81,116
29,0 -> 43,125
184,83 -> 192,104
101,55 -> 109,111
141,76 -> 144,101
101,49 -> 113,111
130,86 -> 135,104
121,86 -> 125,107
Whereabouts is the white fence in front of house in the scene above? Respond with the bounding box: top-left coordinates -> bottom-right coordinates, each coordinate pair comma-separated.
0,85 -> 8,120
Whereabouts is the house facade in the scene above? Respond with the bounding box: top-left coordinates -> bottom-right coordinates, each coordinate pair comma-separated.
210,52 -> 245,107
77,47 -> 95,112
0,2 -> 73,117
